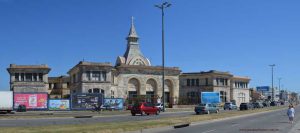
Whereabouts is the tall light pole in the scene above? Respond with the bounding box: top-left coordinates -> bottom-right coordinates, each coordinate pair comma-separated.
269,64 -> 275,101
155,2 -> 171,112
278,77 -> 282,100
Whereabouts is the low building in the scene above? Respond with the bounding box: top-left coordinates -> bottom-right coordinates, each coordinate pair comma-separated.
48,76 -> 70,98
230,76 -> 250,106
179,70 -> 233,104
7,64 -> 51,93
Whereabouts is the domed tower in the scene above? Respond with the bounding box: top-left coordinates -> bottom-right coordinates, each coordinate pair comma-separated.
116,17 -> 151,66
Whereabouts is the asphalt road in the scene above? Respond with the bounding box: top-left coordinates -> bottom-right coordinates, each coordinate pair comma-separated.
158,106 -> 300,133
0,111 -> 194,127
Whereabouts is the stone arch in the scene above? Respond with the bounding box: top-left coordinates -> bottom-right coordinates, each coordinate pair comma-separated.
164,79 -> 174,105
128,78 -> 140,92
146,78 -> 157,92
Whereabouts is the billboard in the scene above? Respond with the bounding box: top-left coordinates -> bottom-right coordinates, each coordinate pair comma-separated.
71,93 -> 103,110
103,98 -> 124,110
49,99 -> 70,110
257,86 -> 270,92
201,92 -> 220,104
14,93 -> 48,110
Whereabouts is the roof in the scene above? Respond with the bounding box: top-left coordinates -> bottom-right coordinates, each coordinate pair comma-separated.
8,64 -> 50,69
182,70 -> 233,76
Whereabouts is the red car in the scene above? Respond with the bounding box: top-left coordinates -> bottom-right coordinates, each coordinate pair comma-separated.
131,102 -> 160,116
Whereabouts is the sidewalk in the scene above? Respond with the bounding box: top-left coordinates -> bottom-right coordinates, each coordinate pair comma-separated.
288,120 -> 300,133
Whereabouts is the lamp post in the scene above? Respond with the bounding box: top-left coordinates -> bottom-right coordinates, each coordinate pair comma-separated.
278,77 -> 282,100
155,2 -> 171,112
269,64 -> 275,101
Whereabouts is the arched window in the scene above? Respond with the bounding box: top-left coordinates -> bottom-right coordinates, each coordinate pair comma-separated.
88,89 -> 92,93
93,88 -> 100,93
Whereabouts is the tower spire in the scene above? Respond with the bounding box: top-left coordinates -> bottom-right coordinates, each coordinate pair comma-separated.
127,16 -> 138,40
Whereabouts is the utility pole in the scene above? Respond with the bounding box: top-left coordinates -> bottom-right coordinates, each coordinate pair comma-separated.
269,64 -> 275,101
155,2 -> 171,112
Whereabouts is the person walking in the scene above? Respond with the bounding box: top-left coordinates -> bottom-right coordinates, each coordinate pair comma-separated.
287,105 -> 295,124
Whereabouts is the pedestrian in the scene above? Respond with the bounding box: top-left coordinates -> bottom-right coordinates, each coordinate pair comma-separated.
287,105 -> 295,124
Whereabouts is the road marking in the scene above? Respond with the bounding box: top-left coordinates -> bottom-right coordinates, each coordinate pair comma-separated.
202,129 -> 216,133
231,124 -> 239,127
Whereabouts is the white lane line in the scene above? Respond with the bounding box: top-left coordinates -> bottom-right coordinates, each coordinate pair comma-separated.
231,124 -> 239,127
202,129 -> 216,133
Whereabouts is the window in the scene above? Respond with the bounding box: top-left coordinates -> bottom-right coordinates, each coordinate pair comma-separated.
111,90 -> 115,98
191,79 -> 195,86
39,73 -> 43,81
205,78 -> 208,86
33,73 -> 37,81
88,89 -> 92,93
15,73 -> 19,81
92,71 -> 100,81
25,73 -> 32,81
93,88 -> 100,93
187,79 -> 190,86
86,71 -> 91,81
196,79 -> 199,86
21,73 -> 25,81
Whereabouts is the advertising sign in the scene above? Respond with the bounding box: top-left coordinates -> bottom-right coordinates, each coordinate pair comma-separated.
49,99 -> 70,110
14,93 -> 48,109
71,93 -> 103,110
103,98 -> 124,110
201,92 -> 220,104
256,86 -> 270,92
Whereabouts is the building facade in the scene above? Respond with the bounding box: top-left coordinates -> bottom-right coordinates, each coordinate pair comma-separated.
48,76 -> 70,98
179,70 -> 233,104
68,19 -> 181,105
7,64 -> 51,93
230,76 -> 250,106
179,70 -> 251,105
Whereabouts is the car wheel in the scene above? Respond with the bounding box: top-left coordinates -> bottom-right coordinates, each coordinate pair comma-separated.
196,112 -> 200,115
141,111 -> 145,116
156,110 -> 160,115
147,113 -> 150,116
131,113 -> 136,116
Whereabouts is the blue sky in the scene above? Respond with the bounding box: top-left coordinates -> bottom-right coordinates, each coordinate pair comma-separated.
0,0 -> 299,92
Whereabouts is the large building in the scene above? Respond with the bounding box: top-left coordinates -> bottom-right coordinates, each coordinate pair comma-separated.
48,76 -> 70,98
179,70 -> 250,105
68,19 -> 181,105
7,64 -> 51,93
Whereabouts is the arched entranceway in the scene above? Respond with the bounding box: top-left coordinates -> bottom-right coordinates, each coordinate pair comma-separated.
128,78 -> 140,103
146,79 -> 157,103
164,79 -> 173,105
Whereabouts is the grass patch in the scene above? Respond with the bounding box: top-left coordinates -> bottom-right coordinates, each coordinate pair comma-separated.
0,106 -> 287,133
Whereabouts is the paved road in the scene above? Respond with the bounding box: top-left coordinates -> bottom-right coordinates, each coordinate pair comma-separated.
158,106 -> 300,133
0,111 -> 194,127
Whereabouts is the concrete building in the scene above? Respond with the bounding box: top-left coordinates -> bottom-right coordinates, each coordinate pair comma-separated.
179,70 -> 233,104
48,76 -> 70,98
68,19 -> 181,105
7,64 -> 51,93
230,76 -> 250,106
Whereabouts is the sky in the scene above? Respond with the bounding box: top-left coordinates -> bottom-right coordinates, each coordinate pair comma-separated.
0,0 -> 300,92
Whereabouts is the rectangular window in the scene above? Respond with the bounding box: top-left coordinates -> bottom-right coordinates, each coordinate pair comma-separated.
196,79 -> 199,86
191,79 -> 195,86
92,71 -> 100,81
15,73 -> 19,81
33,73 -> 37,81
25,73 -> 32,81
39,73 -> 43,82
86,71 -> 91,81
21,73 -> 25,81
205,78 -> 208,86
187,79 -> 190,86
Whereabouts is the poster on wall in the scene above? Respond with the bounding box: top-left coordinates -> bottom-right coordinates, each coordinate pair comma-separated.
201,92 -> 220,104
71,93 -> 103,110
49,99 -> 70,110
14,93 -> 48,110
103,98 -> 124,110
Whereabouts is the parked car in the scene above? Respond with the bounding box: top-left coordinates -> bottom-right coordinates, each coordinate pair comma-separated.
240,103 -> 254,110
131,102 -> 160,116
263,101 -> 270,107
155,103 -> 164,112
253,102 -> 264,108
270,101 -> 278,106
224,102 -> 238,110
195,103 -> 219,114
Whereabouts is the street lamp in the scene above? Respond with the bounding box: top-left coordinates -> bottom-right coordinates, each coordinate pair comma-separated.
278,77 -> 282,100
269,64 -> 275,101
155,2 -> 171,112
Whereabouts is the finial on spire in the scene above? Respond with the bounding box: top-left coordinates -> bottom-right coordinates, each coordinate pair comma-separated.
131,16 -> 134,26
127,16 -> 138,39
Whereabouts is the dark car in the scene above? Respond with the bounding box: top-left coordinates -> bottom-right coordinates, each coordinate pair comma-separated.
131,102 -> 160,116
224,102 -> 238,110
263,101 -> 270,107
270,101 -> 278,106
195,103 -> 219,114
240,103 -> 253,110
253,102 -> 264,108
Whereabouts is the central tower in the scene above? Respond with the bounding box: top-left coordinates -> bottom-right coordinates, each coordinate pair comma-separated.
116,17 -> 151,66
